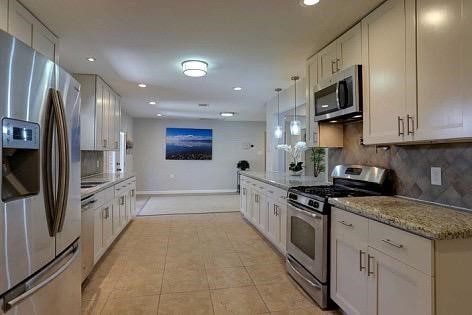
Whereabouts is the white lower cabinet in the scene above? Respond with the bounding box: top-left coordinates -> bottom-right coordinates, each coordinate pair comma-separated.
82,176 -> 136,281
332,207 -> 472,315
367,247 -> 432,315
239,175 -> 288,254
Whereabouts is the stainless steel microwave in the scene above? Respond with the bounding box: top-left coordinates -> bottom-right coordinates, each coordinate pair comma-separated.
313,65 -> 362,122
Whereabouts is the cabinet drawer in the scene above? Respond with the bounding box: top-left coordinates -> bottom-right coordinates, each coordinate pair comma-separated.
332,208 -> 368,242
265,186 -> 287,203
368,220 -> 433,275
92,187 -> 114,208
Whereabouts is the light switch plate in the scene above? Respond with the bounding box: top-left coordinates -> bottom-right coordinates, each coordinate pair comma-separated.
431,167 -> 442,186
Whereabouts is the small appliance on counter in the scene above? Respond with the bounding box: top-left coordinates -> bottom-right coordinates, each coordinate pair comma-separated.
236,160 -> 250,193
285,164 -> 391,309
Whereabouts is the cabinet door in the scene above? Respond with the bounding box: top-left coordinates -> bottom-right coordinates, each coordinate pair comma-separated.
367,247 -> 433,315
107,91 -> 115,151
337,23 -> 362,70
129,187 -> 136,217
32,22 -> 58,62
331,227 -> 368,315
317,41 -> 338,82
112,198 -> 120,236
416,0 -> 472,140
259,195 -> 269,233
119,194 -> 127,227
362,0 -> 416,144
95,78 -> 105,150
276,201 -> 287,253
114,95 -> 121,150
102,86 -> 110,150
240,184 -> 247,214
252,192 -> 260,225
306,55 -> 317,147
93,206 -> 103,263
81,208 -> 94,282
267,202 -> 281,246
0,0 -> 7,31
101,202 -> 113,248
8,0 -> 34,46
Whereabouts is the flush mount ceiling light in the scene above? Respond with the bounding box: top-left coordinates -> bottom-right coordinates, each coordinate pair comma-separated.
290,76 -> 301,136
138,83 -> 147,88
149,101 -> 157,105
300,0 -> 320,6
274,88 -> 283,139
233,87 -> 242,91
220,112 -> 235,117
182,60 -> 208,77
86,57 -> 96,62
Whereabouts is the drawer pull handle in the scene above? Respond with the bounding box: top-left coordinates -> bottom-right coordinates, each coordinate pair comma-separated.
367,254 -> 375,276
382,239 -> 404,249
359,250 -> 366,271
338,220 -> 353,228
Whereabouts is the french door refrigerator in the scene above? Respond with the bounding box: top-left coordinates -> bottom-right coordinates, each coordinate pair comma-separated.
0,30 -> 81,314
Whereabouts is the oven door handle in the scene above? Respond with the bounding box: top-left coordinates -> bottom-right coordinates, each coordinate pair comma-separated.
289,203 -> 322,219
287,258 -> 321,289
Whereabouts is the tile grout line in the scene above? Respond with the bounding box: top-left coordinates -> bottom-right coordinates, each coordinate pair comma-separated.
155,223 -> 170,314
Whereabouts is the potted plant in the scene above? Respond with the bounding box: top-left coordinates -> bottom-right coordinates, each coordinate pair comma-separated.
277,142 -> 308,176
310,148 -> 326,177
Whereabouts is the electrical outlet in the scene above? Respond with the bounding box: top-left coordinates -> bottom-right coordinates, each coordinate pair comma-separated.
431,167 -> 442,186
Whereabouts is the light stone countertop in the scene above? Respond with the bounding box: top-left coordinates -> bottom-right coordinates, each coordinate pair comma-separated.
330,196 -> 472,240
81,172 -> 135,199
240,171 -> 329,190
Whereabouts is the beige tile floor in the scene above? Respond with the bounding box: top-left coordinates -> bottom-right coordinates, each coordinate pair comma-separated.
82,212 -> 341,315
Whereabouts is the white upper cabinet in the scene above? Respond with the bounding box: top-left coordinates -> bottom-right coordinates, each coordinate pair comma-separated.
416,0 -> 472,140
317,41 -> 338,83
6,0 -> 58,62
306,55 -> 318,147
337,23 -> 362,71
317,22 -> 362,84
362,0 -> 416,145
0,0 -> 7,31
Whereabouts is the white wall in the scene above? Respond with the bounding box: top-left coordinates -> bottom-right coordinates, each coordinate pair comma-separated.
122,112 -> 134,172
134,118 -> 266,193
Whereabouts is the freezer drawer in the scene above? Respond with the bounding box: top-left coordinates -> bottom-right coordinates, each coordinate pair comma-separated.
0,241 -> 80,315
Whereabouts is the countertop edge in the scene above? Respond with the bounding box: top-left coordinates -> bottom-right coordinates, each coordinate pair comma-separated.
81,173 -> 136,199
329,198 -> 472,241
240,172 -> 289,190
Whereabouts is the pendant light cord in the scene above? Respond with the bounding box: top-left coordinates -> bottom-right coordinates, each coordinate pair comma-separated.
277,90 -> 280,125
294,79 -> 297,121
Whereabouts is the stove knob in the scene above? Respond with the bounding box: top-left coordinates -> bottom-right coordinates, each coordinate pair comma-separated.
308,200 -> 319,208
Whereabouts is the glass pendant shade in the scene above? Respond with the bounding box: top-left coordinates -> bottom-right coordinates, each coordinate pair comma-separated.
290,120 -> 301,136
274,125 -> 283,139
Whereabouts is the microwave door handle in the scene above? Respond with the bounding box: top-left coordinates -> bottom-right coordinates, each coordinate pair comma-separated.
339,80 -> 349,109
335,82 -> 341,110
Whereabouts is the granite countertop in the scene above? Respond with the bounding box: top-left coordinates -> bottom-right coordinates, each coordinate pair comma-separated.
81,172 -> 135,199
240,171 -> 329,190
330,196 -> 472,240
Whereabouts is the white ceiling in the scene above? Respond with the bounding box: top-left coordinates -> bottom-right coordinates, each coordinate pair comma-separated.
22,0 -> 382,121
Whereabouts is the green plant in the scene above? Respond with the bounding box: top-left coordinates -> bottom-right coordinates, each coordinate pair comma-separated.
310,148 -> 326,177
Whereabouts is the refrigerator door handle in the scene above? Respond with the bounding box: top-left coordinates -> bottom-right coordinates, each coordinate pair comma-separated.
42,89 -> 57,237
1,242 -> 79,312
51,89 -> 70,234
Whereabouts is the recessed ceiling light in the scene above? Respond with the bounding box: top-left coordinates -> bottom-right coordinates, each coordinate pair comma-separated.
330,120 -> 338,123
302,0 -> 320,6
353,114 -> 363,118
138,83 -> 147,88
220,112 -> 235,117
233,87 -> 242,91
149,101 -> 157,105
321,105 -> 329,108
182,60 -> 208,77
86,57 -> 96,62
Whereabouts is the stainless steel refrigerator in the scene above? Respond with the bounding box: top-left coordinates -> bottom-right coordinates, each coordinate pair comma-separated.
0,30 -> 81,314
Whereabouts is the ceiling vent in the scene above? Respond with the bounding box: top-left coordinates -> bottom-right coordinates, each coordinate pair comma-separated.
198,103 -> 209,107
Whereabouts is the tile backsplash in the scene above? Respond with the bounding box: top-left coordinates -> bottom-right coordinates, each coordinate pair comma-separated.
328,122 -> 472,210
81,151 -> 103,178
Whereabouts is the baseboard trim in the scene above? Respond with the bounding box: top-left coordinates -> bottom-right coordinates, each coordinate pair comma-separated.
137,189 -> 237,195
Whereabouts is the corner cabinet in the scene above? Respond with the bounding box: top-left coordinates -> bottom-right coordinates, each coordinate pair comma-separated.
75,74 -> 121,151
1,0 -> 58,62
240,176 -> 288,254
331,207 -> 472,315
362,0 -> 417,145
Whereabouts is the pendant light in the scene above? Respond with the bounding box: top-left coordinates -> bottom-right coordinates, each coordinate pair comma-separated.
290,76 -> 301,135
274,88 -> 283,139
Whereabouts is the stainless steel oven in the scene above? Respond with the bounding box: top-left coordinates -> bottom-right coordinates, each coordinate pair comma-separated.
286,199 -> 329,308
314,65 -> 362,122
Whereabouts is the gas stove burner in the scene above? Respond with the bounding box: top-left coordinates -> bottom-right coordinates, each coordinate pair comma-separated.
292,185 -> 373,199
